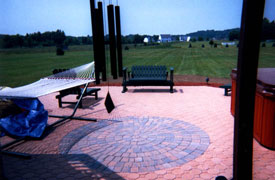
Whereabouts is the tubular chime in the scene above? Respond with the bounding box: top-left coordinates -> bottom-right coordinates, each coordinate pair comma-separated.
90,0 -> 107,83
97,1 -> 107,81
107,4 -> 118,79
115,5 -> 123,77
90,0 -> 123,81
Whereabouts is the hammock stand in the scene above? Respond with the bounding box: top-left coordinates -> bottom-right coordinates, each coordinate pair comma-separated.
0,62 -> 97,158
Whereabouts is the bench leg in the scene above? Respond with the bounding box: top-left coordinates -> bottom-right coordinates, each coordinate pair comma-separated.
224,88 -> 228,96
95,91 -> 98,100
224,88 -> 232,96
170,85 -> 174,93
224,88 -> 231,96
122,85 -> 128,93
57,97 -> 62,108
79,100 -> 83,108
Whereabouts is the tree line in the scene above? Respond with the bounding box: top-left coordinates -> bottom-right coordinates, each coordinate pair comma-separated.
228,18 -> 275,41
1,30 -> 67,48
0,30 -> 157,49
1,18 -> 275,49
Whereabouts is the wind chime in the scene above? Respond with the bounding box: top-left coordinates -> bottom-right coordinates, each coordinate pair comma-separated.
90,0 -> 123,113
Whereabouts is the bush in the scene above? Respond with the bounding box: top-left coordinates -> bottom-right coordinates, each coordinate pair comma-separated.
56,47 -> 64,55
262,43 -> 266,47
189,43 -> 192,48
209,40 -> 214,47
124,46 -> 129,50
214,43 -> 218,48
272,43 -> 275,47
201,44 -> 205,48
225,44 -> 229,48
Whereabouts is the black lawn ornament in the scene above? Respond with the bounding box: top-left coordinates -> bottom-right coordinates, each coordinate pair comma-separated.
206,77 -> 209,84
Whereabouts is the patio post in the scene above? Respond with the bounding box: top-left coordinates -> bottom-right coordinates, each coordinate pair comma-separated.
233,0 -> 265,179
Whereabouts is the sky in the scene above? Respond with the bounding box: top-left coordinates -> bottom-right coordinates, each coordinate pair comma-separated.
0,0 -> 275,36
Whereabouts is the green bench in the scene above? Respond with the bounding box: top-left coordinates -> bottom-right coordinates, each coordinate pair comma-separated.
122,65 -> 174,93
219,84 -> 232,96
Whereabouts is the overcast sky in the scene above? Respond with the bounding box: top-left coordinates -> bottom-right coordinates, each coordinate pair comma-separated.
0,0 -> 275,36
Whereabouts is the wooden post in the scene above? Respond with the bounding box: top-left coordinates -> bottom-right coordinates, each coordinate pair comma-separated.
115,5 -> 123,77
107,4 -> 118,79
233,0 -> 265,179
97,1 -> 107,81
89,0 -> 100,84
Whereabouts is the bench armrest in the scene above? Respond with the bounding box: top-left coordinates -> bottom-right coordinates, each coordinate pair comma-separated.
170,67 -> 174,82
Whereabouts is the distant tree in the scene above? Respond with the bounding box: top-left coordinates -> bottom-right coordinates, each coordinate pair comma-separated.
53,30 -> 66,46
209,40 -> 214,47
191,38 -> 196,42
3,34 -> 24,48
133,34 -> 144,44
3,35 -> 13,48
272,43 -> 275,47
153,35 -> 159,42
81,37 -> 88,45
189,43 -> 192,48
198,37 -> 204,41
261,18 -> 275,41
214,43 -> 218,48
56,47 -> 64,55
202,44 -> 205,48
262,43 -> 266,47
229,30 -> 240,41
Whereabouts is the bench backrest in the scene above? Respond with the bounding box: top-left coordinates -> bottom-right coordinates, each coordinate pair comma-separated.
131,65 -> 167,79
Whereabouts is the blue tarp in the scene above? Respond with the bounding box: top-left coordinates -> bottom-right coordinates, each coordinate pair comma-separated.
0,98 -> 48,138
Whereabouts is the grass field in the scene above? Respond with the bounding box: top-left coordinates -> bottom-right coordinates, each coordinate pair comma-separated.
0,41 -> 274,87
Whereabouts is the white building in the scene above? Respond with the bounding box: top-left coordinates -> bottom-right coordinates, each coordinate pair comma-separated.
221,42 -> 236,46
158,34 -> 172,43
143,37 -> 150,43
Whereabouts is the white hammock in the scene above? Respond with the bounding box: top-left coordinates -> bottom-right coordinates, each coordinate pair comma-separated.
0,62 -> 95,99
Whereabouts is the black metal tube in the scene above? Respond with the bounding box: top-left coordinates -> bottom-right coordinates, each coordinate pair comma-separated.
233,0 -> 265,179
97,1 -> 107,81
90,0 -> 100,84
107,4 -> 118,79
115,6 -> 123,77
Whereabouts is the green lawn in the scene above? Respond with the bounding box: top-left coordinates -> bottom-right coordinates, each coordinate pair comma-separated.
0,42 -> 274,87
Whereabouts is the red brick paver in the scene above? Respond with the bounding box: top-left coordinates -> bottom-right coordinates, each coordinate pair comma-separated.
1,86 -> 275,179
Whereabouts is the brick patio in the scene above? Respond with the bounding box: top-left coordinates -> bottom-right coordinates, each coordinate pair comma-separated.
1,86 -> 275,179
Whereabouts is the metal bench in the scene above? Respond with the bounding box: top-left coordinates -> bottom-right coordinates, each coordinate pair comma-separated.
56,87 -> 100,108
122,65 -> 174,93
219,84 -> 232,96
52,68 -> 100,108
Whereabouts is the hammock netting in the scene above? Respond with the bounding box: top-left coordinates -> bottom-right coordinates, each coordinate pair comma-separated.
0,62 -> 95,138
0,62 -> 95,99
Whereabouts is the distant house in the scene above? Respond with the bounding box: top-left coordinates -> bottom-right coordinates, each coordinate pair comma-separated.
221,42 -> 236,46
158,34 -> 172,43
143,37 -> 150,43
179,35 -> 191,42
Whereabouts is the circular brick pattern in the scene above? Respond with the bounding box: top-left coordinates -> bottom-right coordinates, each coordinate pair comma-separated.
65,116 -> 210,173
